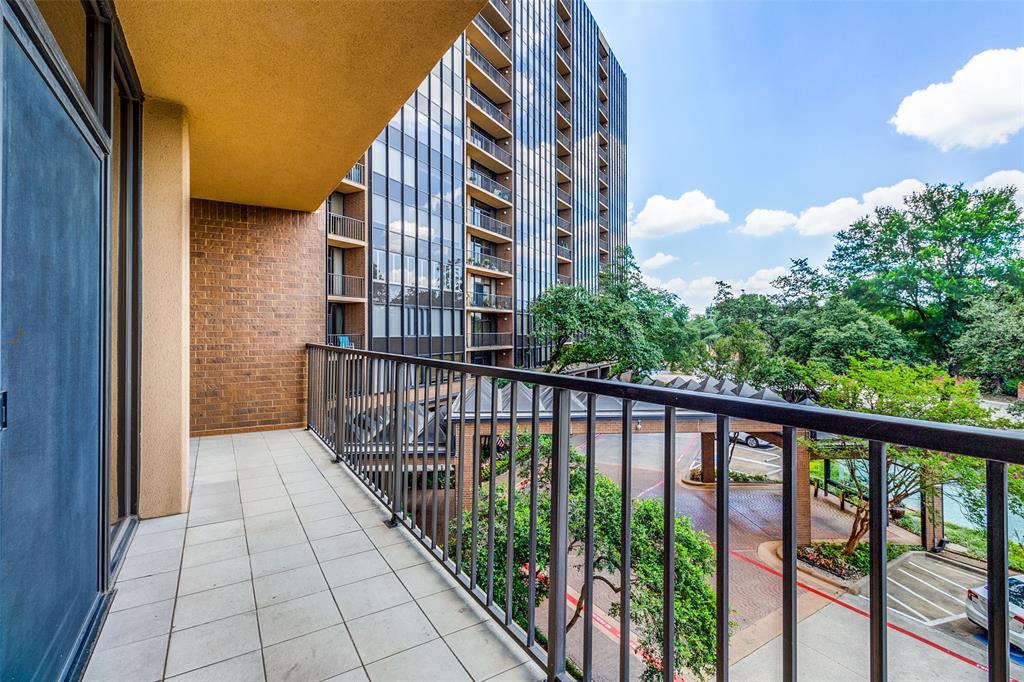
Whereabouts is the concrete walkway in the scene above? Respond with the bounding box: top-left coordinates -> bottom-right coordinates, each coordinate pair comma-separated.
84,428 -> 543,681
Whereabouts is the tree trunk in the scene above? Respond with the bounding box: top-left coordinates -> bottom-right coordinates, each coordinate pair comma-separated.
842,504 -> 871,556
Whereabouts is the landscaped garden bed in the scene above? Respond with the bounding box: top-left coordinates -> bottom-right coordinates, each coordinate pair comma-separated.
797,541 -> 922,580
687,465 -> 779,484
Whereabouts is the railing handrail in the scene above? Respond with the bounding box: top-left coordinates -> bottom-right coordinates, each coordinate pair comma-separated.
468,88 -> 512,129
467,127 -> 513,166
473,14 -> 511,59
469,331 -> 513,346
556,129 -> 571,148
490,0 -> 511,24
556,242 -> 571,257
304,343 -> 1024,462
467,167 -> 512,202
466,291 -> 513,309
466,250 -> 512,273
466,207 -> 512,237
467,45 -> 512,94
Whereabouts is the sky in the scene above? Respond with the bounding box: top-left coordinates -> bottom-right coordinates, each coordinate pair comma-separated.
586,0 -> 1024,312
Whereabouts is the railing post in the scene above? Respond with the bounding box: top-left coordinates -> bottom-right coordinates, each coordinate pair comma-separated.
547,387 -> 570,681
334,352 -> 345,464
781,426 -> 797,682
305,347 -> 312,430
716,414 -> 730,682
987,459 -> 1009,682
868,440 -> 888,681
388,361 -> 406,527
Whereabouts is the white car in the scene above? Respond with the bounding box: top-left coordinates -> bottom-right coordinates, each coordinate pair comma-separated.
965,577 -> 1024,649
730,432 -> 773,449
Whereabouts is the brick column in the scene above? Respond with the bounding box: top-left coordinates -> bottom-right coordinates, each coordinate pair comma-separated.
700,432 -> 716,483
796,434 -> 811,546
921,482 -> 944,551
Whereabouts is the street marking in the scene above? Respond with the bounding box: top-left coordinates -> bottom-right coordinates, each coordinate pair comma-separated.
852,593 -> 926,624
883,583 -> 935,622
907,561 -> 972,592
896,567 -> 961,611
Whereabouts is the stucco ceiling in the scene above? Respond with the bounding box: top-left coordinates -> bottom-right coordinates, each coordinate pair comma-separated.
117,0 -> 485,211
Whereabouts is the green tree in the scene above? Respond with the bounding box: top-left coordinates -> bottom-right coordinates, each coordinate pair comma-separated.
770,258 -> 829,310
804,357 -> 1024,555
531,284 -> 596,372
454,433 -> 719,680
952,286 -> 1024,394
828,183 -> 1024,364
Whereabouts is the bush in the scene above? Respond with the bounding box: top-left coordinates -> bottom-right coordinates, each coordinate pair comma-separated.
798,541 -> 922,579
944,522 -> 1024,571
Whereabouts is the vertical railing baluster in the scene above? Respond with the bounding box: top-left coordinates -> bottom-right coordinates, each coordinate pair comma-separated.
716,414 -> 730,682
782,425 -> 797,682
620,399 -> 633,679
431,368 -> 442,547
584,393 -> 596,679
663,406 -> 676,682
486,377 -> 499,605
413,367 -> 423,534
987,459 -> 1009,682
547,387 -> 571,681
505,380 -> 519,624
389,361 -> 405,525
471,375 -> 482,591
455,371 -> 467,576
527,384 -> 540,648
306,347 -> 313,430
869,440 -> 888,681
335,353 -> 346,464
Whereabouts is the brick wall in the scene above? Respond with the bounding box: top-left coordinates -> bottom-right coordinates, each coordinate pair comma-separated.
190,199 -> 324,435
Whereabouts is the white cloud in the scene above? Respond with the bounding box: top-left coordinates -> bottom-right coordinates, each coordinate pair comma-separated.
645,266 -> 788,312
732,209 -> 798,237
972,169 -> 1024,207
890,47 -> 1024,151
640,252 -> 679,271
792,179 -> 926,236
628,190 -> 729,239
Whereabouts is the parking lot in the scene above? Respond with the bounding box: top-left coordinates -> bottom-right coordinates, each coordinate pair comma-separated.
855,551 -> 981,627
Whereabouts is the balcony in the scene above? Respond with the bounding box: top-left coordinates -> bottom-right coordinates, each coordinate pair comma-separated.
486,0 -> 512,31
598,214 -> 609,231
307,345 -> 1024,681
556,101 -> 571,129
555,17 -> 571,47
466,126 -> 513,174
598,168 -> 608,187
468,331 -> 513,348
598,81 -> 608,102
598,100 -> 608,123
466,290 -> 513,310
466,167 -> 513,207
556,46 -> 571,76
597,144 -> 608,165
327,333 -> 364,349
556,72 -> 571,100
556,273 -> 572,284
467,88 -> 512,137
466,251 -> 513,276
338,161 -> 365,191
328,273 -> 365,299
555,242 -> 571,260
327,212 -> 365,243
469,14 -> 512,68
599,236 -> 609,252
555,157 -> 571,182
598,58 -> 608,80
556,186 -> 571,208
466,45 -> 512,102
556,215 -> 572,235
556,128 -> 572,153
466,206 -> 513,242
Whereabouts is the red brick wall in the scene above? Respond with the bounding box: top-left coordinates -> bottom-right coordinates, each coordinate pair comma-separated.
190,199 -> 324,435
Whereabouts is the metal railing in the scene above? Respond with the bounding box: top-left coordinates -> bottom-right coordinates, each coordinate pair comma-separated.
467,207 -> 512,239
306,345 -> 1024,681
327,273 -> 364,298
466,251 -> 513,274
468,332 -> 513,348
555,242 -> 571,259
598,237 -> 609,251
467,168 -> 512,203
344,162 -> 364,185
490,0 -> 511,25
468,88 -> 512,130
556,129 -> 572,150
467,45 -> 512,95
556,187 -> 571,205
598,215 -> 609,230
556,216 -> 572,233
467,127 -> 513,167
598,146 -> 608,164
556,101 -> 571,123
555,158 -> 572,178
327,334 -> 363,349
556,273 -> 572,284
327,212 -> 365,241
466,291 -> 513,309
473,15 -> 512,60
556,44 -> 571,67
556,73 -> 571,94
598,169 -> 609,186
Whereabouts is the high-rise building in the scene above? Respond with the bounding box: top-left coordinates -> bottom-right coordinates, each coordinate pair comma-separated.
325,0 -> 626,368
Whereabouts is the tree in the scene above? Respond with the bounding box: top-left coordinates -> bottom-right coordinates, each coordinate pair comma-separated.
454,433 -> 719,680
770,258 -> 829,310
952,286 -> 1024,394
828,183 -> 1023,364
700,319 -> 785,388
531,284 -> 596,372
803,357 -> 1024,555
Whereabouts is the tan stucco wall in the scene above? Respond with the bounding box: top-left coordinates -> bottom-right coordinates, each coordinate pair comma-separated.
139,100 -> 190,518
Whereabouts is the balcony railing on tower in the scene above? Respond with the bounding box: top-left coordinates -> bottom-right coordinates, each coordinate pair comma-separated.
467,207 -> 512,239
328,273 -> 365,298
466,291 -> 513,310
466,251 -> 513,274
467,127 -> 513,167
327,212 -> 365,241
467,168 -> 512,203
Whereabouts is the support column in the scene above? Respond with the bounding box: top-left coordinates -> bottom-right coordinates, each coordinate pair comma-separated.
796,433 -> 811,546
921,483 -> 945,551
139,100 -> 190,518
700,431 -> 716,483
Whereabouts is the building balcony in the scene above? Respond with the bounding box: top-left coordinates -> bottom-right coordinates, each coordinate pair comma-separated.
597,145 -> 608,166
469,14 -> 512,69
556,215 -> 572,235
555,17 -> 571,47
338,161 -> 365,192
327,333 -> 364,349
598,100 -> 608,124
485,0 -> 512,32
555,157 -> 571,182
328,273 -> 365,299
598,81 -> 608,102
556,186 -> 572,209
556,272 -> 572,284
598,127 -> 608,146
556,0 -> 571,21
327,212 -> 365,244
556,242 -> 571,261
598,214 -> 609,231
556,45 -> 571,75
556,101 -> 571,129
599,236 -> 609,252
467,88 -> 512,138
466,45 -> 512,102
468,331 -> 513,348
466,167 -> 513,208
556,73 -> 571,100
556,128 -> 572,154
466,127 -> 513,174
466,291 -> 513,310
466,251 -> 514,277
598,58 -> 608,80
598,168 -> 608,188
466,207 -> 513,243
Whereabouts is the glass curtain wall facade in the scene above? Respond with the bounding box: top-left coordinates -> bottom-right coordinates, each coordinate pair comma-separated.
327,0 -> 625,369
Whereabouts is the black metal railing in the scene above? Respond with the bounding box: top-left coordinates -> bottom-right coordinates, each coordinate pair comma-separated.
327,334 -> 363,349
468,332 -> 513,348
556,273 -> 572,284
467,127 -> 514,167
306,345 -> 1024,681
466,291 -> 513,310
557,73 -> 571,95
467,168 -> 513,203
467,207 -> 512,239
556,101 -> 571,123
556,242 -> 571,259
557,44 -> 571,68
556,216 -> 572,233
490,0 -> 512,25
344,162 -> 364,185
468,89 -> 513,130
474,15 -> 512,60
598,146 -> 608,164
467,251 -> 513,274
467,45 -> 512,95
327,212 -> 365,241
328,273 -> 364,298
556,187 -> 571,205
556,158 -> 572,178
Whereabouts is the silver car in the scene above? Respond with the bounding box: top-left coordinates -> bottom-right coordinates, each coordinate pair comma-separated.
965,576 -> 1024,649
730,431 -> 773,449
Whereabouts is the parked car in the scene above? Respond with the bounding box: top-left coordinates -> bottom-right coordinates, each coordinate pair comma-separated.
730,432 -> 773,448
966,577 -> 1024,649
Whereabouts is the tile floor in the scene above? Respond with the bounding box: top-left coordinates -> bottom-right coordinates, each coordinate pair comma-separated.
84,428 -> 544,682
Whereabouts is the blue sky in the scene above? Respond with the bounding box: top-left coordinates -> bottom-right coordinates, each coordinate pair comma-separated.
587,1 -> 1024,311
